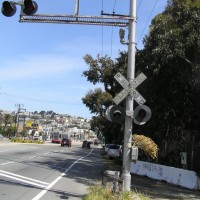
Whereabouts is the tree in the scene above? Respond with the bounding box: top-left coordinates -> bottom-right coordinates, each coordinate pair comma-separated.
82,0 -> 200,172
82,52 -> 128,143
83,52 -> 128,96
82,88 -> 112,116
135,0 -> 200,170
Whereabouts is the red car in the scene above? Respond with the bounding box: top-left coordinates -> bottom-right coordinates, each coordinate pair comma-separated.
61,138 -> 72,147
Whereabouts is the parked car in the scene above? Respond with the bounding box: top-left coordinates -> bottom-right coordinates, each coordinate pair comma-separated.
107,144 -> 123,159
61,138 -> 71,147
82,140 -> 89,148
104,144 -> 113,153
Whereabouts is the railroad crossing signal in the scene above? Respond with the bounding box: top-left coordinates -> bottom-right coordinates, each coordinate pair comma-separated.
1,1 -> 16,17
113,72 -> 147,105
134,105 -> 152,125
23,0 -> 38,15
105,105 -> 125,123
1,0 -> 38,17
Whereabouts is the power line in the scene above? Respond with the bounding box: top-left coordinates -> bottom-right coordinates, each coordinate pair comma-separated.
137,0 -> 159,46
110,0 -> 117,57
137,0 -> 143,11
113,0 -> 117,12
0,92 -> 83,106
101,0 -> 104,57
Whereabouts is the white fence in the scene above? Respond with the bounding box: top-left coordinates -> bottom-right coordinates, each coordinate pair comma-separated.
130,161 -> 199,190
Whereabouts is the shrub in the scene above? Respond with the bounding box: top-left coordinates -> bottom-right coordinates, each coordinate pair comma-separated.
11,137 -> 44,144
83,184 -> 150,200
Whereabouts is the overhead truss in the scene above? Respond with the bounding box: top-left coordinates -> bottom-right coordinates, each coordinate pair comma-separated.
19,14 -> 131,27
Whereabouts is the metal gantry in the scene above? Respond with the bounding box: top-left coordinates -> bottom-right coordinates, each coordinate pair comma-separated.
19,14 -> 130,27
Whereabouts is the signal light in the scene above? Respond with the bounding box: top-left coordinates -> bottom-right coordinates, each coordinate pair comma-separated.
105,105 -> 125,123
23,0 -> 38,15
1,1 -> 16,17
134,105 -> 152,125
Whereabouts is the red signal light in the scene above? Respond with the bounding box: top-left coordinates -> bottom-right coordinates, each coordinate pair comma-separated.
1,1 -> 16,17
23,0 -> 38,15
138,109 -> 146,118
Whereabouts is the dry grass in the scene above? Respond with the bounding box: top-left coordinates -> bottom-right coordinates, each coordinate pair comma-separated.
83,184 -> 150,200
132,134 -> 158,159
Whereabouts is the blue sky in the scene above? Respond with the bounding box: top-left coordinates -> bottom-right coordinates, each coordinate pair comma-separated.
0,0 -> 167,119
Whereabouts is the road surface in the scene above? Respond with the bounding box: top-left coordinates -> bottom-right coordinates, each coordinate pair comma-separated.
0,140 -> 104,200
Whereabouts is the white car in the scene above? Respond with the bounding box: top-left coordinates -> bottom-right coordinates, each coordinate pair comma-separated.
104,144 -> 113,152
107,144 -> 123,159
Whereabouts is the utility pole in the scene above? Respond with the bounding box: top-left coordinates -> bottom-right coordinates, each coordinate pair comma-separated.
121,0 -> 137,191
15,104 -> 26,135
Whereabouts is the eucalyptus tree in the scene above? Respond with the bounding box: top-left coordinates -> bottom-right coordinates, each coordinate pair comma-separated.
135,0 -> 200,170
82,52 -> 128,143
82,0 -> 200,168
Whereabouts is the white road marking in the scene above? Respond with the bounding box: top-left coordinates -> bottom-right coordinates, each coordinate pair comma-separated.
0,161 -> 14,165
32,149 -> 94,200
0,170 -> 49,188
28,156 -> 37,159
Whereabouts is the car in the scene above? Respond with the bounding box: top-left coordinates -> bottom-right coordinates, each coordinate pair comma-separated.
61,138 -> 71,147
82,140 -> 89,148
82,140 -> 93,148
104,144 -> 113,153
107,144 -> 123,159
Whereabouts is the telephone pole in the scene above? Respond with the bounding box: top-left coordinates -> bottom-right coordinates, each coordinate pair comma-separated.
121,0 -> 137,191
15,104 -> 26,135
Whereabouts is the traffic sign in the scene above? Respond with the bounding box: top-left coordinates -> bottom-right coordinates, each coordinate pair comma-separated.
129,89 -> 146,104
113,72 -> 146,105
113,88 -> 130,105
114,73 -> 129,88
129,73 -> 147,91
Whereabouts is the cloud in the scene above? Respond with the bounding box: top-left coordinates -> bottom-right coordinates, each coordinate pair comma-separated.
0,54 -> 83,80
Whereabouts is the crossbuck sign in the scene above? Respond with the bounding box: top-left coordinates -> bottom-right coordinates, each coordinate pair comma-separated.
113,72 -> 147,105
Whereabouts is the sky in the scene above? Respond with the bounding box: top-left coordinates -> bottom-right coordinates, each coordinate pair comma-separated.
0,0 -> 167,119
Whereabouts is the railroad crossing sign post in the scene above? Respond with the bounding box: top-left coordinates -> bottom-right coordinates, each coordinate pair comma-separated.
120,0 -> 137,191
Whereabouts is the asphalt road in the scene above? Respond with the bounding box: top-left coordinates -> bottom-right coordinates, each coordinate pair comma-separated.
1,140 -> 200,200
0,140 -> 105,200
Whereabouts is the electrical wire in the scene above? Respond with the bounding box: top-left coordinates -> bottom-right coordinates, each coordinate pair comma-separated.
101,0 -> 104,57
0,91 -> 83,105
137,0 -> 159,46
110,0 -> 118,57
101,0 -> 118,58
113,0 -> 117,11
110,0 -> 117,57
137,0 -> 143,11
